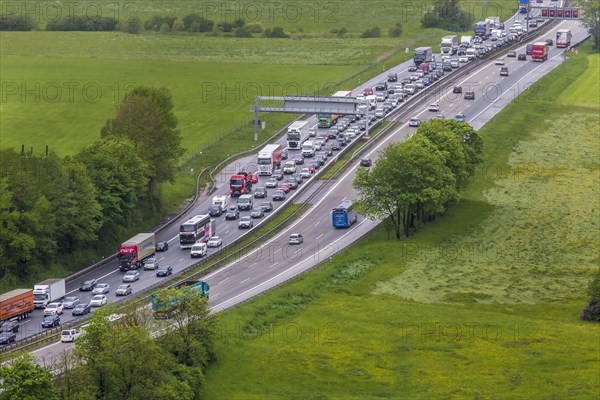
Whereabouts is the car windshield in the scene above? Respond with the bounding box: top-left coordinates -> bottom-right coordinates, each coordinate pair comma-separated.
47,304 -> 57,309
92,296 -> 103,300
118,285 -> 128,290
65,297 -> 77,302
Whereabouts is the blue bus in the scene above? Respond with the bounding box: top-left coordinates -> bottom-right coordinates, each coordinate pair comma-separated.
519,0 -> 529,13
332,200 -> 358,228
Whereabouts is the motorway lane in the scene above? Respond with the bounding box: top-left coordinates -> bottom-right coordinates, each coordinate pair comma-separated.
10,4 -> 575,347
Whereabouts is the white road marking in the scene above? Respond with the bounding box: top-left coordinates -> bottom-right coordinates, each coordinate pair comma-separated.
268,262 -> 279,269
314,220 -> 320,227
316,234 -> 324,240
219,277 -> 230,284
240,278 -> 250,284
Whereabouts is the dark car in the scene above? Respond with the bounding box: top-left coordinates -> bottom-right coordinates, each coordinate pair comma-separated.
79,279 -> 97,292
42,315 -> 61,328
338,138 -> 347,147
250,208 -> 264,218
293,154 -> 304,165
0,320 -> 19,333
518,53 -> 527,61
507,50 -> 516,57
526,43 -> 533,55
375,82 -> 388,91
408,66 -> 417,72
208,204 -> 223,217
0,331 -> 17,345
156,265 -> 173,277
387,72 -> 398,82
291,172 -> 304,183
331,142 -> 341,151
464,91 -> 475,100
260,201 -> 273,212
72,303 -> 91,316
280,149 -> 288,160
272,190 -> 286,201
322,147 -> 333,156
545,38 -> 553,46
453,85 -> 462,94
360,158 -> 372,167
156,241 -> 169,252
254,187 -> 267,198
272,169 -> 284,180
314,155 -> 326,166
225,205 -> 240,220
286,178 -> 298,189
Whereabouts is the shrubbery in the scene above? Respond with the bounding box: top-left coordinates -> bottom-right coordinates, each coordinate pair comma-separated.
580,271 -> 600,321
361,26 -> 381,38
264,26 -> 289,38
0,14 -> 35,31
46,16 -> 118,31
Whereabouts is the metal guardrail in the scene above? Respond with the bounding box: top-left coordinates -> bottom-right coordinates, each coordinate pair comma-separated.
2,18 -> 577,357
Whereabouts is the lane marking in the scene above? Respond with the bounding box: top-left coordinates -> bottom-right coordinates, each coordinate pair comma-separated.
219,277 -> 230,284
240,278 -> 250,284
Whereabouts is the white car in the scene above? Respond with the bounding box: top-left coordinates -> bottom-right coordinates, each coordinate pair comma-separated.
206,236 -> 222,248
495,58 -> 505,65
308,127 -> 317,137
288,233 -> 304,245
190,242 -> 207,258
450,59 -> 459,68
428,103 -> 440,112
60,328 -> 82,343
415,82 -> 424,89
43,302 -> 64,316
122,270 -> 140,282
409,117 -> 420,127
459,56 -> 469,63
300,168 -> 312,178
92,283 -> 110,294
283,161 -> 296,174
374,108 -> 385,118
90,295 -> 107,307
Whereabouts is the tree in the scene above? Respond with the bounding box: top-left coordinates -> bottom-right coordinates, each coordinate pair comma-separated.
421,0 -> 472,31
0,353 -> 59,400
101,86 -> 185,193
264,26 -> 290,38
353,136 -> 456,239
389,23 -> 403,37
575,0 -> 600,50
361,26 -> 381,38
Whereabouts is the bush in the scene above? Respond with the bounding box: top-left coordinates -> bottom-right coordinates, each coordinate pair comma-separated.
337,27 -> 348,38
233,27 -> 253,37
246,22 -> 263,33
360,27 -> 381,38
389,23 -> 403,37
46,16 -> 118,31
264,26 -> 289,38
0,14 -> 35,31
580,298 -> 600,321
144,16 -> 176,31
124,18 -> 141,34
183,13 -> 213,32
217,21 -> 234,33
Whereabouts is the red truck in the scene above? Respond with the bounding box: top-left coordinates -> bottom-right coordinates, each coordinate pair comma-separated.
118,232 -> 156,271
1,289 -> 34,322
531,42 -> 549,62
229,171 -> 256,196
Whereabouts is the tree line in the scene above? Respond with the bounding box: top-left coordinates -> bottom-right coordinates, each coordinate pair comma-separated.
0,87 -> 184,291
0,288 -> 216,399
353,119 -> 482,239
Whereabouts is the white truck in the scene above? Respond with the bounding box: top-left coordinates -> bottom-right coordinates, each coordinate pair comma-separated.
440,35 -> 458,55
460,35 -> 473,47
490,29 -> 502,41
33,278 -> 66,308
486,16 -> 501,29
256,143 -> 283,175
301,140 -> 316,158
286,120 -> 309,149
212,195 -> 229,213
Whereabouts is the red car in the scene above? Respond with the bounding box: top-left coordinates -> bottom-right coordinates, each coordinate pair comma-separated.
277,183 -> 291,193
308,165 -> 316,174
362,88 -> 374,96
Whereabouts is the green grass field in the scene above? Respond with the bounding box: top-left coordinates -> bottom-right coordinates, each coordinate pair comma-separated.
201,43 -> 600,399
558,52 -> 599,109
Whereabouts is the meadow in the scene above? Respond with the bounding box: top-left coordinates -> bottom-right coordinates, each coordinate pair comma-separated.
201,43 -> 600,399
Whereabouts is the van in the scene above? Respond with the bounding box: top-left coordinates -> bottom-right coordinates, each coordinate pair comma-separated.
526,44 -> 533,55
190,242 -> 207,258
301,141 -> 315,158
365,95 -> 377,110
60,328 -> 82,343
237,194 -> 253,210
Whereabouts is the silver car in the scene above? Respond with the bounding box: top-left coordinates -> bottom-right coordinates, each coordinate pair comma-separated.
123,270 -> 140,282
92,283 -> 110,294
62,296 -> 80,309
144,257 -> 158,270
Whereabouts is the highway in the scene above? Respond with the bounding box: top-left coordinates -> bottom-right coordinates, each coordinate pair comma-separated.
1,0 -> 587,365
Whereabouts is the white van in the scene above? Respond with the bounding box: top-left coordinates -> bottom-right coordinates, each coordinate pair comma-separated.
61,328 -> 82,343
190,242 -> 207,258
301,141 -> 315,158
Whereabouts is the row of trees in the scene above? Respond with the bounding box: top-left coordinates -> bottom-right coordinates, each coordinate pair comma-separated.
421,0 -> 473,32
0,288 -> 216,399
0,87 -> 184,289
353,119 -> 482,239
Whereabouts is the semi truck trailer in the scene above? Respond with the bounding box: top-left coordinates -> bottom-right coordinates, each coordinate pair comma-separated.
0,289 -> 34,321
118,233 -> 156,271
33,278 -> 66,308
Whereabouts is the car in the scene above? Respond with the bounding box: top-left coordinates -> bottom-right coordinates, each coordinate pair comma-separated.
546,38 -> 553,46
156,241 -> 168,252
408,65 -> 417,72
308,127 -> 317,137
92,283 -> 110,295
44,302 -> 64,316
144,256 -> 159,270
156,265 -> 173,277
288,233 -> 304,245
254,186 -> 267,198
328,127 -> 339,139
277,182 -> 291,193
459,56 -> 468,63
313,141 -> 322,151
300,167 -> 312,178
61,328 -> 82,343
79,279 -> 97,291
453,85 -> 462,94
455,113 -> 466,122
409,73 -> 420,81
286,178 -> 299,189
250,208 -> 265,219
265,178 -> 278,188
272,168 -> 284,180
225,205 -> 240,220
428,103 -> 440,112
42,315 -> 61,328
272,190 -> 286,201
387,72 -> 398,82
450,59 -> 459,68
409,117 -> 420,127
116,284 -> 133,296
0,331 -> 17,344
291,172 -> 304,183
529,21 -> 537,28
313,155 -> 326,167
283,161 -> 296,174
238,216 -> 254,229
59,296 -> 80,310
507,50 -> 516,57
518,53 -> 527,61
433,114 -> 446,120
123,270 -> 140,282
1,320 -> 19,333
72,303 -> 91,316
89,295 -> 107,307
495,58 -> 505,65
500,67 -> 509,76
292,154 -> 304,165
362,87 -> 374,96
338,138 -> 347,147
207,235 -> 223,247
280,150 -> 288,160
322,147 -> 334,157
331,142 -> 341,151
360,158 -> 373,167
374,108 -> 385,118
208,204 -> 223,217
260,201 -> 273,212
464,91 -> 475,100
